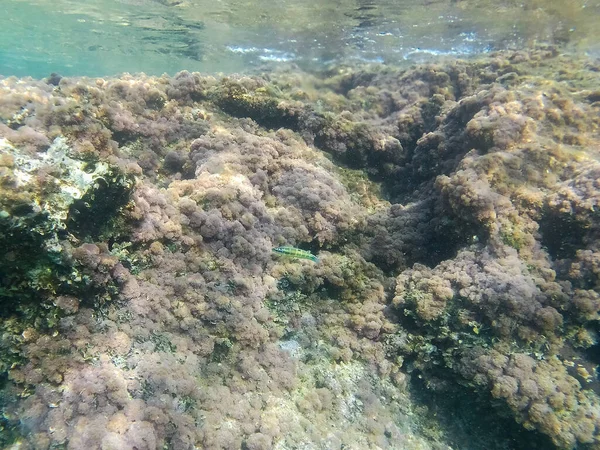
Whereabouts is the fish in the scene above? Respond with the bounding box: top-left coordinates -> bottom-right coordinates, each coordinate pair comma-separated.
272,246 -> 319,262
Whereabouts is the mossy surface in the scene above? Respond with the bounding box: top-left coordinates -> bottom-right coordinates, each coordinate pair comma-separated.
1,48 -> 600,449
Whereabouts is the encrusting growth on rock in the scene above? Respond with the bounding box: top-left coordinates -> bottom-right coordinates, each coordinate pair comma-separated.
1,46 -> 600,449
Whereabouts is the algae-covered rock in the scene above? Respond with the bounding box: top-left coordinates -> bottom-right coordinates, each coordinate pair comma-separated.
1,48 -> 600,450
0,136 -> 135,306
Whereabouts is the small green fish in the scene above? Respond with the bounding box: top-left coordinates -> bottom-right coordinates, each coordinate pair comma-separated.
272,246 -> 319,262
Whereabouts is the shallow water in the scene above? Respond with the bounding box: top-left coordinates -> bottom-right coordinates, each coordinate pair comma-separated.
2,0 -> 599,77
2,2 -> 600,450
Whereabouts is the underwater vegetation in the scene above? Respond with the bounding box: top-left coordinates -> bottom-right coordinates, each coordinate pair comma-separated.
0,46 -> 599,449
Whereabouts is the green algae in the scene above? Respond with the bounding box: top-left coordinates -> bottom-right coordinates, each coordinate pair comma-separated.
0,136 -> 135,303
212,80 -> 300,130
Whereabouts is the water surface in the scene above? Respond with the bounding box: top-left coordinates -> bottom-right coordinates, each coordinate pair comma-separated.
2,0 -> 598,77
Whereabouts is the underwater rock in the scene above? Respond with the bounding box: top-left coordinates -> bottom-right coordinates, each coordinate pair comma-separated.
0,135 -> 135,309
1,48 -> 600,449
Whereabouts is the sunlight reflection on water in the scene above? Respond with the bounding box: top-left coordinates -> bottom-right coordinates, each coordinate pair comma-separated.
1,0 -> 598,77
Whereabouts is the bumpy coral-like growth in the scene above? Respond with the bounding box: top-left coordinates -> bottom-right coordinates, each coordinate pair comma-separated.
1,47 -> 600,449
461,350 -> 600,448
384,49 -> 600,449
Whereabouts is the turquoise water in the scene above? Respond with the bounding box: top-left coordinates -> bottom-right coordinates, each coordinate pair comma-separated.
2,0 -> 599,77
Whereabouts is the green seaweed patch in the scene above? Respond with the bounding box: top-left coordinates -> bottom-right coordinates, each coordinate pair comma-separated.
538,208 -> 590,260
314,115 -> 374,169
0,137 -> 136,307
109,241 -> 152,276
391,288 -> 498,377
399,285 -> 495,344
264,276 -> 311,330
0,137 -> 138,389
139,379 -> 155,401
0,318 -> 29,373
212,80 -> 300,130
209,338 -> 234,363
0,384 -> 22,449
334,166 -> 385,211
499,224 -> 529,251
135,331 -> 177,353
176,395 -> 197,413
273,276 -> 311,305
0,212 -> 77,305
66,166 -> 136,241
